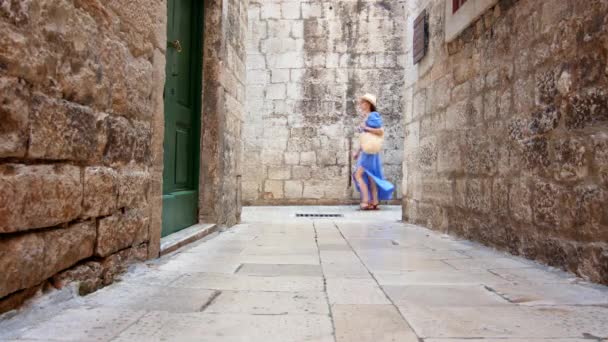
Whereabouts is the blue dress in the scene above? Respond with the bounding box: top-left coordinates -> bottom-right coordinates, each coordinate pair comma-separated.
354,112 -> 395,201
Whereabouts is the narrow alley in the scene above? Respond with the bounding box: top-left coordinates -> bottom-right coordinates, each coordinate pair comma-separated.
1,206 -> 607,341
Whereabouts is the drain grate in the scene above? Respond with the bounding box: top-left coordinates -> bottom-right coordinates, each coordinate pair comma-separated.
296,213 -> 344,218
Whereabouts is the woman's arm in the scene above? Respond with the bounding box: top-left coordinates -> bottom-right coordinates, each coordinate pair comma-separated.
364,126 -> 384,136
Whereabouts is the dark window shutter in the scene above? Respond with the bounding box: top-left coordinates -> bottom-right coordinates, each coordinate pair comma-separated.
413,9 -> 428,64
453,0 -> 468,13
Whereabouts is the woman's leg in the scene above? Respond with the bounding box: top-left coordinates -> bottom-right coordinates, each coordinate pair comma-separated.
354,167 -> 370,205
368,175 -> 379,205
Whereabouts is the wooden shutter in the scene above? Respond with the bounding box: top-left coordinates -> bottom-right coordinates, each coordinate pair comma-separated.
453,0 -> 468,13
413,9 -> 428,64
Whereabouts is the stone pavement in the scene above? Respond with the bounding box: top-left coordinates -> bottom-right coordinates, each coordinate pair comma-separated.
1,206 -> 608,341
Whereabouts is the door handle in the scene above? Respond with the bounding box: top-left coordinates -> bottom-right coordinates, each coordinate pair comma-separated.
169,39 -> 182,53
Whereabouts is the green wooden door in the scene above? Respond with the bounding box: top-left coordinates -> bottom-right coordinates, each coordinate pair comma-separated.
162,0 -> 202,237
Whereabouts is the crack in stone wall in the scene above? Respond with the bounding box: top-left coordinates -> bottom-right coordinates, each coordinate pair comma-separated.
244,0 -> 407,205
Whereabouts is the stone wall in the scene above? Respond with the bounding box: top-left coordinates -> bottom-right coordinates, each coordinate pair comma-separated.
0,0 -> 166,311
402,0 -> 608,284
243,0 -> 407,205
199,0 -> 247,227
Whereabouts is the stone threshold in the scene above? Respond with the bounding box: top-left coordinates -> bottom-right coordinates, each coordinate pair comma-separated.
160,223 -> 217,256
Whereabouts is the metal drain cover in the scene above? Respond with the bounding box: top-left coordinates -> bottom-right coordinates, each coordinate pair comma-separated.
296,213 -> 344,218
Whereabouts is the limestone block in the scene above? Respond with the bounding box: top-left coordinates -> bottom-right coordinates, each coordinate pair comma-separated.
430,77 -> 452,111
290,69 -> 306,82
268,52 -> 305,69
287,83 -> 304,99
0,221 -> 96,298
285,181 -> 303,198
266,84 -> 286,100
264,180 -> 284,199
267,20 -> 291,38
247,70 -> 269,85
550,137 -> 588,182
593,133 -> 608,188
417,137 -> 437,171
281,2 -> 300,19
118,167 -> 150,209
300,151 -> 316,165
271,69 -> 290,83
0,164 -> 82,233
513,75 -> 535,114
98,39 -> 131,115
248,54 -> 266,70
303,181 -> 325,199
124,57 -> 155,119
29,95 -> 106,162
242,181 -> 261,200
83,167 -> 118,218
564,88 -> 608,130
412,89 -> 427,119
0,76 -> 29,158
105,0 -> 165,55
533,181 -> 563,227
302,2 -> 323,19
317,150 -> 338,166
291,20 -> 304,38
261,3 -> 281,19
262,37 -> 302,54
292,166 -> 312,180
261,149 -> 284,166
510,180 -> 532,223
285,152 -> 300,165
268,166 -> 291,180
51,261 -> 104,295
96,209 -> 150,258
563,186 -> 608,242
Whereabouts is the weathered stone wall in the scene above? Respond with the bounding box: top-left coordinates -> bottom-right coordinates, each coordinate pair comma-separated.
402,0 -> 608,284
199,0 -> 247,227
243,0 -> 407,205
0,0 -> 166,312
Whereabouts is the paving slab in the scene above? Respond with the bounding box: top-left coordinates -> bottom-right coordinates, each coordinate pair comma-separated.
157,254 -> 241,273
363,258 -> 456,273
383,284 -> 511,308
399,305 -> 608,339
82,284 -> 218,313
327,278 -> 390,304
204,291 -> 329,315
112,311 -> 334,342
19,307 -> 145,342
322,262 -> 372,278
444,257 -> 534,271
426,339 -> 591,342
488,266 -> 580,284
239,254 -> 320,265
333,305 -> 418,342
486,282 -> 608,306
357,249 -> 470,261
171,273 -> 325,292
320,250 -> 362,263
236,263 -> 323,277
375,270 -> 508,286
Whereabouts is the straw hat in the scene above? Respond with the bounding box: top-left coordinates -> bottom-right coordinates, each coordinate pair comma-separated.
360,93 -> 377,108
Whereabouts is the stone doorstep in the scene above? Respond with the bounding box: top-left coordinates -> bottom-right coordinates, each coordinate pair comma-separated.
160,224 -> 217,256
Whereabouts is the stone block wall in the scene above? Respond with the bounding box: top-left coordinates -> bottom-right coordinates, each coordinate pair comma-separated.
402,0 -> 608,284
0,0 -> 166,312
199,0 -> 247,227
243,0 -> 407,205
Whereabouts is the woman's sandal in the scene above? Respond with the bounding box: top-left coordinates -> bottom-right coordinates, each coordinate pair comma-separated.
359,203 -> 374,211
370,203 -> 380,210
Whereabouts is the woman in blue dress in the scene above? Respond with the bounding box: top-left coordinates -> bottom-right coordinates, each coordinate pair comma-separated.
352,94 -> 395,210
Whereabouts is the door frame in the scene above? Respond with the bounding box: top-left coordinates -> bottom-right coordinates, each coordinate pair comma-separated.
161,0 -> 205,236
